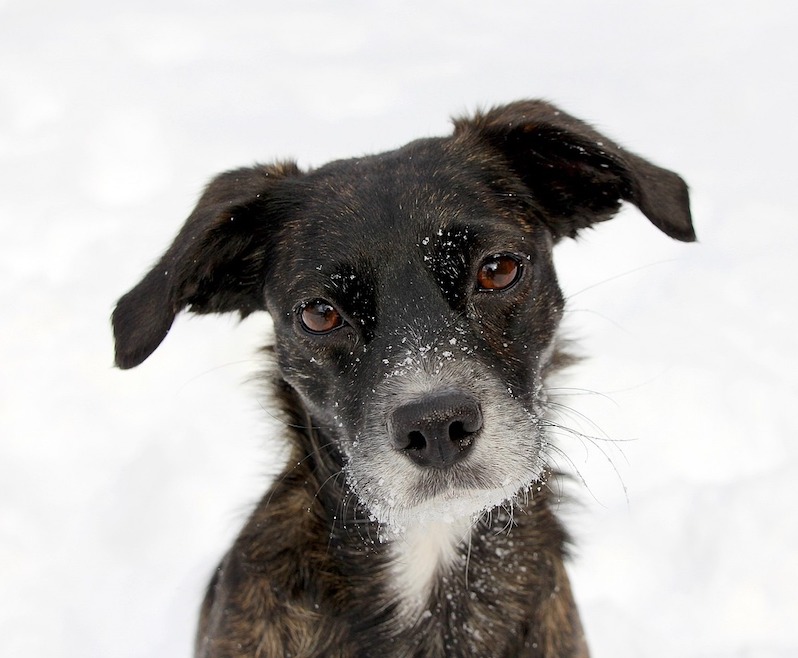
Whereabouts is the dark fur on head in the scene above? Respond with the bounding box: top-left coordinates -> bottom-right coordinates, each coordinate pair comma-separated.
113,100 -> 693,657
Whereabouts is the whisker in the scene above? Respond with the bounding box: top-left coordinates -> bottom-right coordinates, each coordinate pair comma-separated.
564,259 -> 679,301
464,527 -> 473,591
257,407 -> 341,515
177,359 -> 261,394
544,401 -> 628,445
315,469 -> 345,503
358,494 -> 377,545
536,464 -> 563,504
541,448 -> 604,508
324,471 -> 348,553
544,420 -> 629,504
560,307 -> 631,333
545,386 -> 620,406
548,369 -> 674,397
254,398 -> 337,432
544,417 -> 631,466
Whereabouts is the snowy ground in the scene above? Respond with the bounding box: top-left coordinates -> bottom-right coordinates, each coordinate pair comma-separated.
2,1 -> 797,656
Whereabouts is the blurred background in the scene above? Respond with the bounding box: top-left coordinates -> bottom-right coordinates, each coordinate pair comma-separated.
1,1 -> 796,656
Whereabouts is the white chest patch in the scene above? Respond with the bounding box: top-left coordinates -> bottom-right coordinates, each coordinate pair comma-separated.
390,517 -> 472,617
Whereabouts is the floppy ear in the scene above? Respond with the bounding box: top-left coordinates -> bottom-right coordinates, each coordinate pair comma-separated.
453,100 -> 695,242
112,161 -> 302,369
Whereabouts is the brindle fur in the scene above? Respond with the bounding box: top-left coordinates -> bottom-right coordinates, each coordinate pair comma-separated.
196,379 -> 585,658
113,100 -> 693,658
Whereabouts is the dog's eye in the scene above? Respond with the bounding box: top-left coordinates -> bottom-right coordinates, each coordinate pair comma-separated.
476,254 -> 522,291
299,300 -> 344,334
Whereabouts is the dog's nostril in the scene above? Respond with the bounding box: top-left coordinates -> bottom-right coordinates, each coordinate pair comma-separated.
407,430 -> 427,451
390,392 -> 482,469
449,421 -> 469,443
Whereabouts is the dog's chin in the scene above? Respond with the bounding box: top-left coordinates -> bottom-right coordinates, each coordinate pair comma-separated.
355,469 -> 543,536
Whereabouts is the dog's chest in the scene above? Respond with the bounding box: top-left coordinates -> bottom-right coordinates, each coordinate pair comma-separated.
389,518 -> 471,616
379,512 -> 541,657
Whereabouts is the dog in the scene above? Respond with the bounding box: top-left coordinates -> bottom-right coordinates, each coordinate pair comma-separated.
113,100 -> 694,657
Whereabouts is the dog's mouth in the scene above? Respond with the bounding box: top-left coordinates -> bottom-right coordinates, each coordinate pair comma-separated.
346,426 -> 545,532
408,458 -> 504,501
357,471 -> 542,533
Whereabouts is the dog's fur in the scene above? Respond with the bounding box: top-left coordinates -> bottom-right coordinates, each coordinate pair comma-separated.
113,100 -> 694,658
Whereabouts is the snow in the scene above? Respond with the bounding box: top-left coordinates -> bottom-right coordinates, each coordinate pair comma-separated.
1,0 -> 797,656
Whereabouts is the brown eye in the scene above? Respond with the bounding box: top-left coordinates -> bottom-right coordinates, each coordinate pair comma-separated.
476,254 -> 522,291
299,300 -> 343,334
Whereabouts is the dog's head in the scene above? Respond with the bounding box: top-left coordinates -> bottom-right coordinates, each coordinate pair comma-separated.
113,100 -> 693,531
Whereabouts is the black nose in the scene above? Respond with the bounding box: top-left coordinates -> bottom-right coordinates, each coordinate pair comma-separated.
389,392 -> 482,469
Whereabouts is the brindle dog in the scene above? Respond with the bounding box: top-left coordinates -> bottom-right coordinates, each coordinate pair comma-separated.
113,100 -> 694,657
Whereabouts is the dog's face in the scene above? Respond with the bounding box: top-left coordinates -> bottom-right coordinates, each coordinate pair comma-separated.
112,100 -> 694,531
264,141 -> 566,528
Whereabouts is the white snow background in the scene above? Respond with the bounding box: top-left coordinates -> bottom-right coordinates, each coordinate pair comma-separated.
2,0 -> 796,656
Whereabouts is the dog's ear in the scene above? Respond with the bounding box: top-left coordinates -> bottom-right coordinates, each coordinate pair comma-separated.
453,100 -> 694,242
112,162 -> 302,369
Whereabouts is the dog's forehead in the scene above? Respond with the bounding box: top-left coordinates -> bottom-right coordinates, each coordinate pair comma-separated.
301,142 -> 492,237
276,139 -> 542,281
